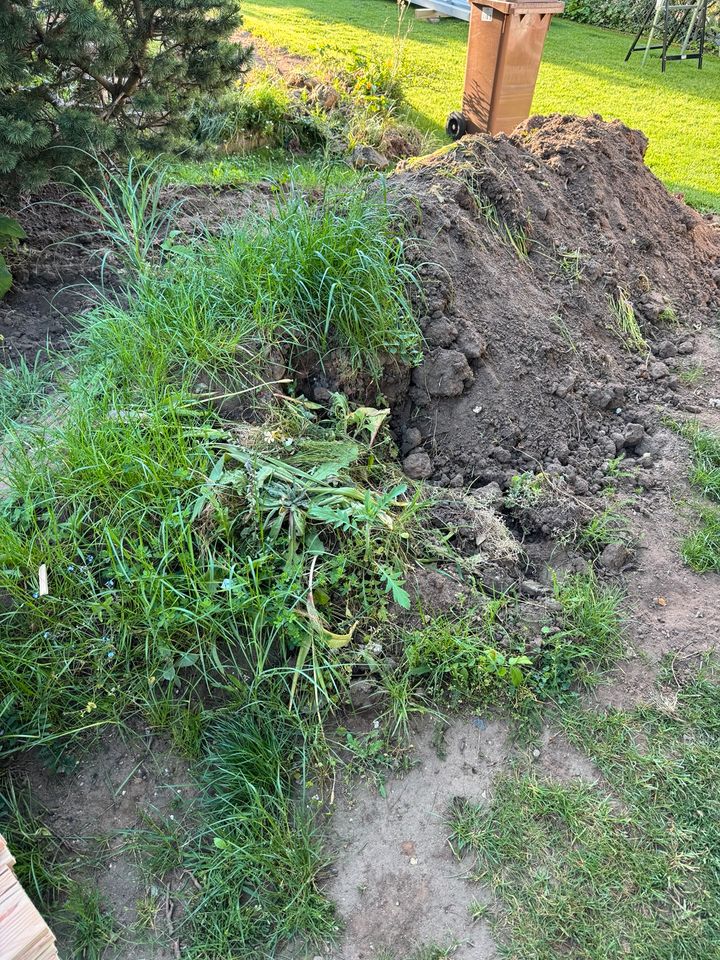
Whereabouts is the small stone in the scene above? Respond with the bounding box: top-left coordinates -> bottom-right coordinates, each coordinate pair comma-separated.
638,291 -> 666,321
403,450 -> 433,480
412,348 -> 473,397
574,477 -> 589,495
491,446 -> 512,464
556,442 -> 570,465
656,340 -> 677,359
402,427 -> 422,453
623,422 -> 646,447
649,360 -> 670,380
520,580 -> 548,599
313,83 -> 339,111
424,317 -> 457,347
348,679 -> 375,709
589,383 -> 624,409
676,338 -> 695,355
350,145 -> 389,170
554,374 -> 577,399
312,385 -> 332,402
475,481 -> 503,506
459,328 -> 488,360
599,542 -> 630,572
532,748 -> 541,760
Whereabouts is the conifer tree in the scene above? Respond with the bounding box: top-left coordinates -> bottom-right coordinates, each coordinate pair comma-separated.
0,0 -> 251,195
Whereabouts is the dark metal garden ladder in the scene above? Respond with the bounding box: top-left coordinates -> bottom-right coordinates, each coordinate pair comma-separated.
625,0 -> 709,70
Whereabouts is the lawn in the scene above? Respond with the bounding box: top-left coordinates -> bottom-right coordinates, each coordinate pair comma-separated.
243,0 -> 720,211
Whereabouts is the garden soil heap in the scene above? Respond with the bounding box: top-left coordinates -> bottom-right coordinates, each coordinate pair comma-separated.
378,115 -> 719,514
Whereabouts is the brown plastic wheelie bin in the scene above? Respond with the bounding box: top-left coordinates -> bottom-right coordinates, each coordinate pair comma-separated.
447,0 -> 564,139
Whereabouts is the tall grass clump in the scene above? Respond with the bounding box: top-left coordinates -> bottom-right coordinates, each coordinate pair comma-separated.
76,176 -> 420,397
0,354 -> 52,427
0,161 -> 425,753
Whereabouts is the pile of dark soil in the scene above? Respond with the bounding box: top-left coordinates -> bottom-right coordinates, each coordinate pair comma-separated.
0,186 -> 99,361
378,115 -> 719,543
0,183 -> 270,362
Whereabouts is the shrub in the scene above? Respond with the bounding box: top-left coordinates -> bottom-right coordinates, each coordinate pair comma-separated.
191,76 -> 327,152
0,0 -> 252,195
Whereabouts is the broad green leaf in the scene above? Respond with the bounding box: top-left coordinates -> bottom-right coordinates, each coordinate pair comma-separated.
0,216 -> 26,241
0,254 -> 11,298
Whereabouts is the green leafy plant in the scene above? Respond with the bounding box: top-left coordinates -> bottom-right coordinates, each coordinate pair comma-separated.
504,471 -> 546,510
404,614 -> 532,701
0,215 -> 26,297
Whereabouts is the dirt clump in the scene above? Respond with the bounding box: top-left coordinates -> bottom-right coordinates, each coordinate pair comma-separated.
384,115 -> 719,520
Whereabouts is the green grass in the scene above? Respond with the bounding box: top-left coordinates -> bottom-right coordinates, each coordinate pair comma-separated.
575,504 -> 632,556
165,152 -> 353,189
0,161 -> 426,755
0,161 -> 430,954
133,702 -> 336,959
0,778 -> 117,958
672,421 -> 720,572
0,353 -> 52,427
450,672 -> 720,959
242,1 -> 720,210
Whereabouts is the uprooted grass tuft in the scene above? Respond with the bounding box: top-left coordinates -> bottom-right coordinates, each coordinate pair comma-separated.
608,289 -> 647,353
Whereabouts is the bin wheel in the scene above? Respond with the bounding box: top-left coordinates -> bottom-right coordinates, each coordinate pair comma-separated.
446,111 -> 467,141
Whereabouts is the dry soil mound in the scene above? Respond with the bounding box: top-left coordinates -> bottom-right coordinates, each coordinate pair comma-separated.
386,115 -> 720,515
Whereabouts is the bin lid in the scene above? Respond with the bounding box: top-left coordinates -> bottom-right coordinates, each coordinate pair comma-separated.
470,0 -> 565,13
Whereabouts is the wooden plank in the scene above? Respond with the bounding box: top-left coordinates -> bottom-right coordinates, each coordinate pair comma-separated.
415,7 -> 448,17
0,836 -> 58,960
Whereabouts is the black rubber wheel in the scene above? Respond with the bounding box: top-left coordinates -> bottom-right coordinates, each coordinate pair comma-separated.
446,111 -> 467,141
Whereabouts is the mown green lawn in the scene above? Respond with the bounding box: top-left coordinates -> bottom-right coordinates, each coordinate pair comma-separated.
243,0 -> 720,210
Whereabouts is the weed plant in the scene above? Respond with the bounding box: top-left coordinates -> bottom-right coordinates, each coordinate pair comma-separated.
0,162 -> 423,754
